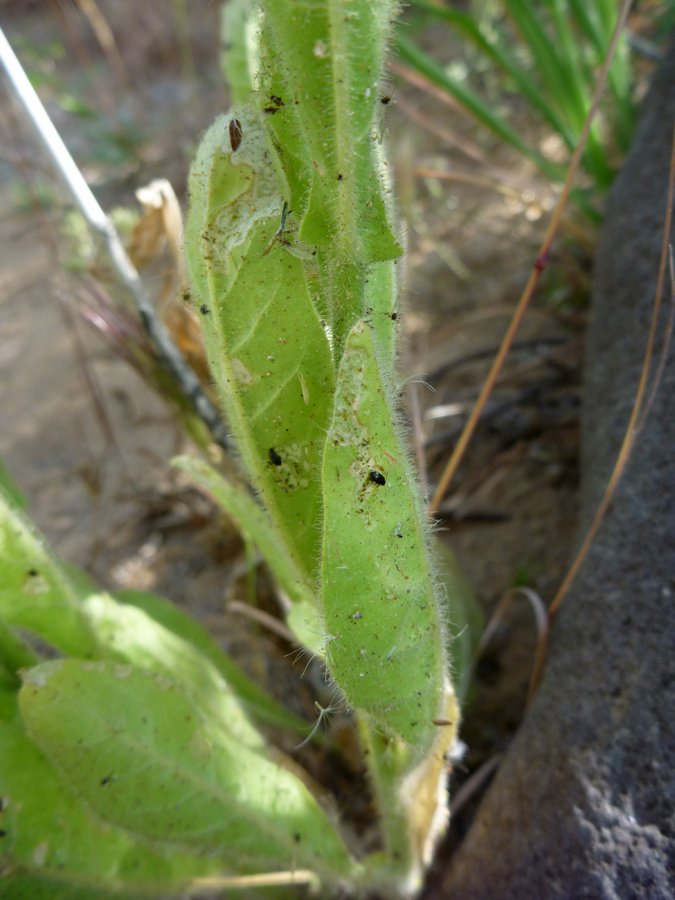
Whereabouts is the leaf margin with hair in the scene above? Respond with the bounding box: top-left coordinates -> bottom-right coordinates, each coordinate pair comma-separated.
172,455 -> 322,652
0,488 -> 102,659
260,0 -> 402,264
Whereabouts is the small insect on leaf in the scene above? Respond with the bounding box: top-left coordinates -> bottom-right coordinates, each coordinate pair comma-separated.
229,117 -> 243,152
269,448 -> 282,466
262,202 -> 290,257
380,84 -> 397,106
369,470 -> 386,486
263,94 -> 285,114
200,304 -> 210,316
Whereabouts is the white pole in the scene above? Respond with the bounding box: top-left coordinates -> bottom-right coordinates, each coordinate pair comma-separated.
0,26 -> 230,450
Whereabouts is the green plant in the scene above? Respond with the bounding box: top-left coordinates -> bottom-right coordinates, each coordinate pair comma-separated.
0,1 -> 477,897
397,0 -> 636,204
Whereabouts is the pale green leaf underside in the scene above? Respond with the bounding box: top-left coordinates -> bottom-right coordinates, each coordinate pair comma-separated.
80,592 -> 266,752
116,587 -> 311,735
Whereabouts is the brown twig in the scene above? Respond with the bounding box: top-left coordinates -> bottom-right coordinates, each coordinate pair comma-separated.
449,754 -> 501,818
472,587 -> 548,677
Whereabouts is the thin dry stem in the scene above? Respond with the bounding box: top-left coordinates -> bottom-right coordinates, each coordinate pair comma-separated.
74,0 -> 132,90
449,755 -> 501,818
415,166 -> 528,202
227,600 -> 299,645
470,586 -> 547,682
394,91 -> 489,165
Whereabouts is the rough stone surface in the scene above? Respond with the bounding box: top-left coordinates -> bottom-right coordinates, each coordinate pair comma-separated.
438,36 -> 675,900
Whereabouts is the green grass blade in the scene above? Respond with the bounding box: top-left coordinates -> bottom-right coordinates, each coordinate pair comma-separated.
407,0 -> 576,147
502,0 -> 613,186
502,0 -> 577,116
567,0 -> 634,150
395,33 -> 562,182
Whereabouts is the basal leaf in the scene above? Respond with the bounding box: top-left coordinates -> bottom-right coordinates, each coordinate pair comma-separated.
79,593 -> 266,752
20,660 -> 357,883
0,615 -> 37,686
0,692 -> 231,898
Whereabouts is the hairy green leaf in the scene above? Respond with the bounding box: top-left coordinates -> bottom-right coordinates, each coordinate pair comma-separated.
79,592 -> 266,751
260,0 -> 402,265
172,456 -> 322,651
0,616 -> 37,687
20,660 -> 357,881
185,108 -> 336,581
0,692 -> 230,898
320,320 -> 451,752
